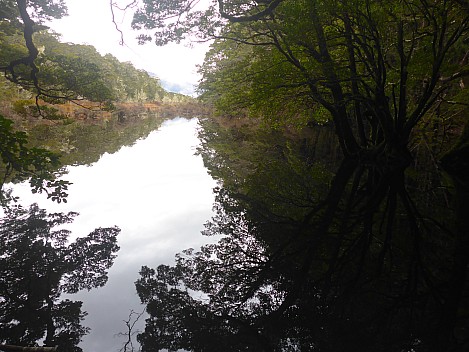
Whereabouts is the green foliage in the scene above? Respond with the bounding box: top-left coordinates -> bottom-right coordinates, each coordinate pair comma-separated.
132,1 -> 469,350
0,0 -> 178,112
131,0 -> 220,45
0,29 -> 28,66
0,1 -> 19,23
0,0 -> 68,106
0,75 -> 25,101
0,202 -> 120,350
100,54 -> 165,102
0,27 -> 166,104
12,99 -> 65,120
0,113 -> 70,203
12,99 -> 35,116
19,0 -> 68,23
33,32 -> 166,103
192,0 -> 469,155
0,0 -> 171,204
197,17 -> 326,127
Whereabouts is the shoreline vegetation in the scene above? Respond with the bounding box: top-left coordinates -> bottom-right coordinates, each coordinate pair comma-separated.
2,0 -> 469,350
0,21 -> 213,203
0,97 -> 212,124
0,26 -> 212,137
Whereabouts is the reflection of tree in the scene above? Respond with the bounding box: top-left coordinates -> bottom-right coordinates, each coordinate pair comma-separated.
118,309 -> 145,352
136,118 -> 466,351
0,203 -> 120,351
25,113 -> 166,168
128,0 -> 469,349
136,202 -> 277,351
0,114 -> 70,204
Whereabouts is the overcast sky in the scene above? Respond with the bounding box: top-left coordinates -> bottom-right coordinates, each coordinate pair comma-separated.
47,0 -> 212,95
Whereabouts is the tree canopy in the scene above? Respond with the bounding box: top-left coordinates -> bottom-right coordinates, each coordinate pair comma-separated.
132,2 -> 469,208
131,1 -> 469,351
0,0 -> 67,99
0,29 -> 165,105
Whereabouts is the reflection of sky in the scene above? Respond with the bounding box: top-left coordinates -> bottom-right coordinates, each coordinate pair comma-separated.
11,117 -> 217,351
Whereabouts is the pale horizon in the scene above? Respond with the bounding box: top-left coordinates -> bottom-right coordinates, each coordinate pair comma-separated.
47,0 -> 211,95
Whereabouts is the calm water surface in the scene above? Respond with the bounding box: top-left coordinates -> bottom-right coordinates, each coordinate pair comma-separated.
12,117 -> 217,351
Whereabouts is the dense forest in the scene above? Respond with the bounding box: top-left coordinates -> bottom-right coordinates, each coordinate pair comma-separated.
1,0 -> 469,352
132,1 -> 469,351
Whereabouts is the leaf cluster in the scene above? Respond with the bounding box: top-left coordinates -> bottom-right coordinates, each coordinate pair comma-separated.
0,203 -> 120,349
0,114 -> 70,203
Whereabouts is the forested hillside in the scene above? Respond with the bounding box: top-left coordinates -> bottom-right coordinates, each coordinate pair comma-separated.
0,5 -> 203,202
1,20 -> 168,103
0,28 -> 194,108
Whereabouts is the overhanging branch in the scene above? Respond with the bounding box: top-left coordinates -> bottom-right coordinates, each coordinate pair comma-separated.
218,0 -> 283,22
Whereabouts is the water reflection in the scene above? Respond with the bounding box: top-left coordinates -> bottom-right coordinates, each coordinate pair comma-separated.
135,117 -> 467,352
3,114 -> 467,351
0,203 -> 120,351
6,117 -> 217,351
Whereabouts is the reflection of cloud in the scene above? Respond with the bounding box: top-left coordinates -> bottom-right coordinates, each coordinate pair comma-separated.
10,118 -> 217,351
118,209 -> 215,265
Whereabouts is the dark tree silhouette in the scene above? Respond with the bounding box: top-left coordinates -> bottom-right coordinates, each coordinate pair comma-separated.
0,203 -> 120,351
136,113 -> 468,351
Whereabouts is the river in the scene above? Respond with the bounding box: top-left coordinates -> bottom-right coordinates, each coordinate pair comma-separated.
10,117 -> 217,351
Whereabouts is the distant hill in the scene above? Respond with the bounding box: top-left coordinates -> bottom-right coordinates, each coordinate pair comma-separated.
147,72 -> 196,96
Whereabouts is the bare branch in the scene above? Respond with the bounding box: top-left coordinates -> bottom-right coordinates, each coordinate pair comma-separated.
109,1 -> 138,45
117,310 -> 145,352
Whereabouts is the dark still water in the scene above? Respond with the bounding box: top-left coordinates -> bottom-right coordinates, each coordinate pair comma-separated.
3,114 -> 467,352
10,117 -> 217,351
